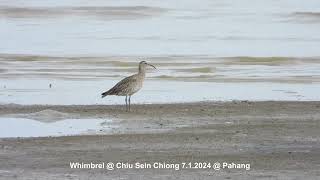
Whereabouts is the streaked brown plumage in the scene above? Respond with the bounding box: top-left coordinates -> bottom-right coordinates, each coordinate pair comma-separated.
101,61 -> 156,111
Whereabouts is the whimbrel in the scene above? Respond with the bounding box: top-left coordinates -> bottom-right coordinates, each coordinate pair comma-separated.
101,61 -> 156,111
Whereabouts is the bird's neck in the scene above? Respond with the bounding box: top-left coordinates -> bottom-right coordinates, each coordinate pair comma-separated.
138,66 -> 146,75
138,69 -> 146,78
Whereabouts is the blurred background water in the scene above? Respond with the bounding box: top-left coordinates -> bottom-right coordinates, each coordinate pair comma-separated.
1,0 -> 320,56
1,0 -> 320,104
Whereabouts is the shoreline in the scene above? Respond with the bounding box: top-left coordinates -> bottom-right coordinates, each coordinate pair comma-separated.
1,101 -> 320,179
1,100 -> 320,113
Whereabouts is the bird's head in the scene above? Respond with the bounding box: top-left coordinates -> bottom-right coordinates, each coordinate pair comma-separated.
139,61 -> 156,72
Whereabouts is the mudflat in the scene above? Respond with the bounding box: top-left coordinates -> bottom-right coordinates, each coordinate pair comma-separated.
0,101 -> 320,179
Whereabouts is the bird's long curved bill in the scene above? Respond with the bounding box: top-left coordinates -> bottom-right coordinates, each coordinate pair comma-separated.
147,63 -> 156,69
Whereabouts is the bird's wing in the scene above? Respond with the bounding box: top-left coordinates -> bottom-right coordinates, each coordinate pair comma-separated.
103,75 -> 138,96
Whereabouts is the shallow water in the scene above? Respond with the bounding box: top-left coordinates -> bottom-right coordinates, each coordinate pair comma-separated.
1,0 -> 320,56
0,118 -> 113,137
1,55 -> 320,83
0,79 -> 319,105
1,0 -> 320,103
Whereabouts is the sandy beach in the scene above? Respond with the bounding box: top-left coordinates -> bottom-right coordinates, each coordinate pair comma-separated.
1,101 -> 320,179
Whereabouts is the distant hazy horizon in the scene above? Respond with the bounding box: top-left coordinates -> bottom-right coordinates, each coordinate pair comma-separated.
1,0 -> 320,56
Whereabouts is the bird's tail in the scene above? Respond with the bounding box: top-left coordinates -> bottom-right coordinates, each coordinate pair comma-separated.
101,91 -> 109,98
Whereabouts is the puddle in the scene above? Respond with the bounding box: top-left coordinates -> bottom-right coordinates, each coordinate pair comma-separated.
0,118 -> 113,138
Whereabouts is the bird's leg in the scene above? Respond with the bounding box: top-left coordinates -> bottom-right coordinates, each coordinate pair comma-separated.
125,95 -> 128,111
129,96 -> 131,111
